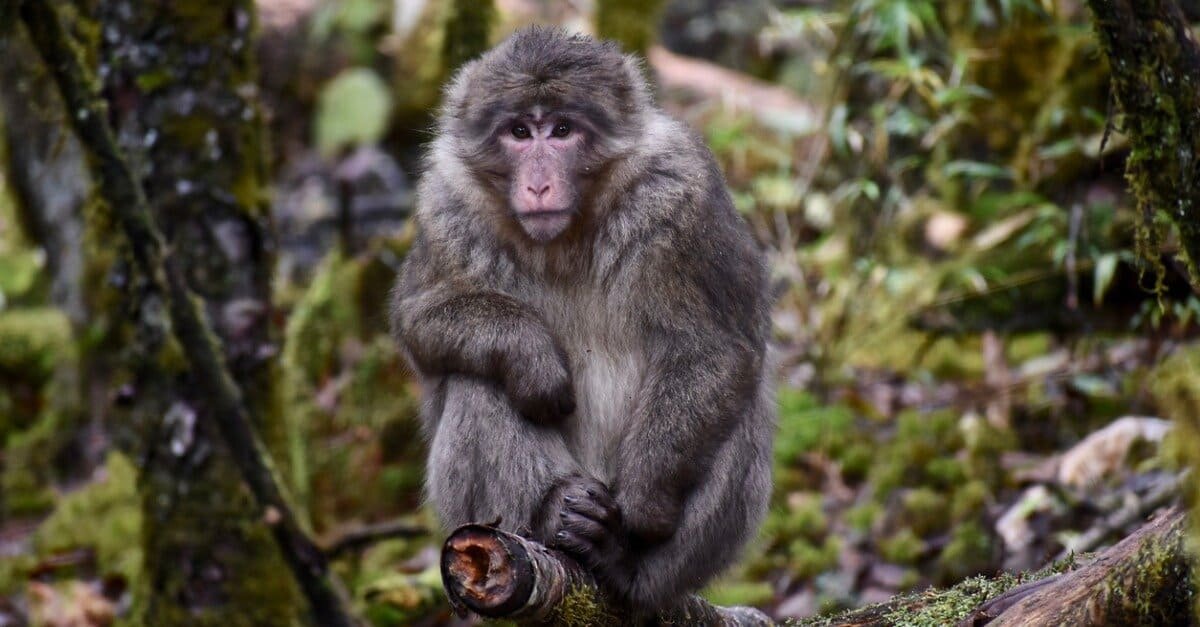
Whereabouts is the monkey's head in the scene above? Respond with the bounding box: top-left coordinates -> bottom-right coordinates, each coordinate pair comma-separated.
439,27 -> 652,243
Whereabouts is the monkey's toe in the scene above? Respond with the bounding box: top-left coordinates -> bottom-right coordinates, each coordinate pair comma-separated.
562,483 -> 620,528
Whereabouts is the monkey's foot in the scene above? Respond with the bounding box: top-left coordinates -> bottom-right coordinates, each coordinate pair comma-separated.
542,476 -> 628,580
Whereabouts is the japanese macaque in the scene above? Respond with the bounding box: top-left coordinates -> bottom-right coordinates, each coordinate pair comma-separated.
391,27 -> 774,613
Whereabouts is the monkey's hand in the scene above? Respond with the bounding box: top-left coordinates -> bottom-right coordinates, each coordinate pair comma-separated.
504,343 -> 576,424
614,482 -> 681,546
538,475 -> 631,585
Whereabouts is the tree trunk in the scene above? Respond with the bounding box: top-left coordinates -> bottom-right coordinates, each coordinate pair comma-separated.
93,1 -> 302,623
440,524 -> 774,626
1084,0 -> 1200,289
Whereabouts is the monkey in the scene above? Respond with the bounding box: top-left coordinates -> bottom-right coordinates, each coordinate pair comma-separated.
390,27 -> 774,614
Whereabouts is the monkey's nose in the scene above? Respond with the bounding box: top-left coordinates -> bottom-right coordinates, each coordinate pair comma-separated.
527,184 -> 551,199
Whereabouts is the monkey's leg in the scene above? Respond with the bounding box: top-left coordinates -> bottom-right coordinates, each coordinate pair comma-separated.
614,410 -> 772,611
426,375 -> 581,537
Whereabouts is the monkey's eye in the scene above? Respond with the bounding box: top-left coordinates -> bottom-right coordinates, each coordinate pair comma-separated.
511,124 -> 532,139
551,122 -> 572,138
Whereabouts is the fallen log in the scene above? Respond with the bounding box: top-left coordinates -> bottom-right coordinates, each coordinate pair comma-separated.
799,506 -> 1192,626
963,506 -> 1191,626
439,523 -> 774,626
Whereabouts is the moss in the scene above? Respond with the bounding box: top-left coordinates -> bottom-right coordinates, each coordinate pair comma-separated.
789,537 -> 842,580
33,452 -> 142,585
1087,1 -> 1200,289
775,390 -> 856,466
0,308 -> 72,379
901,488 -> 948,536
950,480 -> 990,521
1149,344 -> 1200,617
936,521 -> 993,584
280,250 -> 421,527
703,580 -> 775,608
548,585 -> 622,626
797,562 -> 1074,627
846,502 -> 882,533
880,528 -> 925,565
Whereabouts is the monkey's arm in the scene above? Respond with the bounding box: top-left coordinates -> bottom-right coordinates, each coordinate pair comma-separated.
616,330 -> 761,541
390,234 -> 575,423
614,246 -> 768,543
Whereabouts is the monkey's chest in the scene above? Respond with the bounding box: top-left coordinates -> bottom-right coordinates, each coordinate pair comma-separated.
533,291 -> 644,476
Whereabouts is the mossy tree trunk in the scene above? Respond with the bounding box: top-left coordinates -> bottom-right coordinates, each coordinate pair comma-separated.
95,1 -> 302,623
441,0 -> 495,79
596,0 -> 667,55
1085,0 -> 1200,289
1085,1 -> 1200,620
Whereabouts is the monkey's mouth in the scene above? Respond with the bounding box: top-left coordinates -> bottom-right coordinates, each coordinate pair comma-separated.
516,209 -> 573,242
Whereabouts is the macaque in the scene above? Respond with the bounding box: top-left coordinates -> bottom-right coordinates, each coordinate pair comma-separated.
391,27 -> 774,613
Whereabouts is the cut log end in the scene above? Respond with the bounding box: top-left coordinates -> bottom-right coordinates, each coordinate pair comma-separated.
441,524 -> 534,617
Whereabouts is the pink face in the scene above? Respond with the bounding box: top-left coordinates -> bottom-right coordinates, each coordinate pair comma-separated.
500,115 -> 586,243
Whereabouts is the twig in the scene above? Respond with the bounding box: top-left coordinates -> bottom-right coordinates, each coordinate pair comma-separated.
441,523 -> 774,626
17,2 -> 359,625
322,520 -> 429,559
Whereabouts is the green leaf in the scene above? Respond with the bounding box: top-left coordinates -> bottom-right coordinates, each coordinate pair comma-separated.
1093,253 -> 1119,305
314,68 -> 393,158
943,160 -> 1014,180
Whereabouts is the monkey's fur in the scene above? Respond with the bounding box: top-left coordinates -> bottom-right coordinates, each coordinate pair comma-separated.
390,28 -> 774,613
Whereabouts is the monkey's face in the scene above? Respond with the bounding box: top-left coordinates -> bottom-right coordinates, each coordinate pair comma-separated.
498,112 -> 587,242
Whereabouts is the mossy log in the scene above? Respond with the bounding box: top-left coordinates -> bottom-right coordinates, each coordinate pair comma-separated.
440,524 -> 774,626
805,507 -> 1192,627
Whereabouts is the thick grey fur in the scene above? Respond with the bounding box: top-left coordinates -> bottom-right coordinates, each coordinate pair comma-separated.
390,27 -> 775,613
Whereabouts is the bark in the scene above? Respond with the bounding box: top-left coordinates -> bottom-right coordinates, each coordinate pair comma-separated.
17,1 -> 358,625
440,524 -> 774,626
1085,0 -> 1200,289
0,27 -> 88,326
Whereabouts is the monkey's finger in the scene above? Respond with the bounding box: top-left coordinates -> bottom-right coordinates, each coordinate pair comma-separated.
563,494 -> 620,528
551,529 -> 598,560
560,510 -> 607,542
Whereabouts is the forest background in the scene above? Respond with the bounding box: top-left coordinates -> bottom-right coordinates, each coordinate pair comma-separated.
3,0 -> 1200,625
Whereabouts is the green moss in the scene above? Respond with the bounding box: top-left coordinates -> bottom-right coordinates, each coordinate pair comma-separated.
33,452 -> 142,584
703,580 -> 775,608
775,390 -> 856,466
547,585 -> 622,626
846,502 -> 882,533
901,488 -> 948,536
936,522 -> 993,584
880,528 -> 925,565
789,536 -> 842,580
950,480 -> 990,521
0,308 -> 72,378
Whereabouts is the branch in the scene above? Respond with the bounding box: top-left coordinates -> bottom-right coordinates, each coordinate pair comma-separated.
440,524 -> 774,626
16,3 -> 359,625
